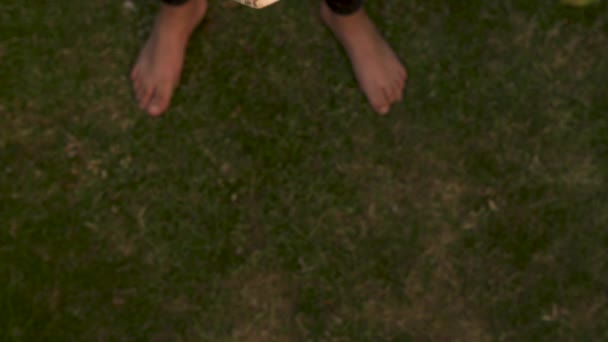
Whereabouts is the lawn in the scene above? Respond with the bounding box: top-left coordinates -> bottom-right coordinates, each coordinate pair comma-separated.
1,0 -> 608,340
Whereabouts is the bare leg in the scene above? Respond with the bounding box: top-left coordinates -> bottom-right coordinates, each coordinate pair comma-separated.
320,1 -> 407,115
131,0 -> 207,116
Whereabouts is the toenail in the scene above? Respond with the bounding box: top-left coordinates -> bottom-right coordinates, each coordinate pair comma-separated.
148,104 -> 163,116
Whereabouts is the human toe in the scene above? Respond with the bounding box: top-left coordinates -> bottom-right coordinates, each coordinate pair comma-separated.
130,67 -> 139,81
146,92 -> 169,116
138,86 -> 154,110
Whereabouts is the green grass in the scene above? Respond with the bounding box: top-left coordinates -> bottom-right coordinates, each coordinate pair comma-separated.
2,0 -> 608,340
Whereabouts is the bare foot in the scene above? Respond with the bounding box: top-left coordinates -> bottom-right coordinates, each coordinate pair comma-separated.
320,2 -> 407,115
131,0 -> 207,116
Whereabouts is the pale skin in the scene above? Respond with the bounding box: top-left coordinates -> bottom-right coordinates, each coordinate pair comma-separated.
131,0 -> 407,116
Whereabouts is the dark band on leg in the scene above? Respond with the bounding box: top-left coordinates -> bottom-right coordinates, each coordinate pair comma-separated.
161,0 -> 190,6
325,0 -> 364,15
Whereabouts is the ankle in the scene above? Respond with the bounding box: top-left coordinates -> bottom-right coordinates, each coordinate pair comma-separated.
155,0 -> 208,39
320,0 -> 364,27
160,0 -> 207,12
158,0 -> 207,25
